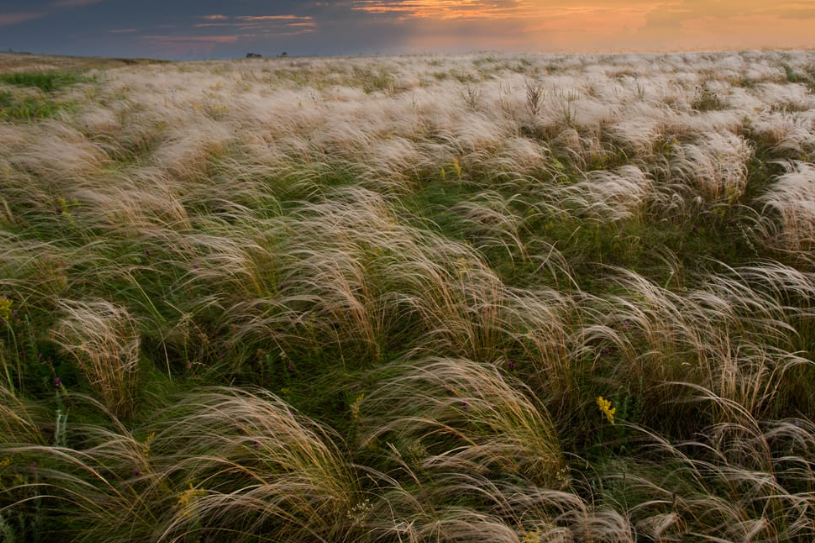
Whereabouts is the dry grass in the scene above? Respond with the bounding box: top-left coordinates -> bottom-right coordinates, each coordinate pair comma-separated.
1,50 -> 815,542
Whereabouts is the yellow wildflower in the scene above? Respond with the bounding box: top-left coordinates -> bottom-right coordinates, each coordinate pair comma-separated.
596,396 -> 616,425
0,298 -> 12,321
177,482 -> 206,513
451,157 -> 462,178
350,393 -> 364,420
142,432 -> 156,458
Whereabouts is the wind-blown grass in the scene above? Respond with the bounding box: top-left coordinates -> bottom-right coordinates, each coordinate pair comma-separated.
2,50 -> 815,542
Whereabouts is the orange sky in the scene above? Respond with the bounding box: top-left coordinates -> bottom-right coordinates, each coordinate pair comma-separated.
0,0 -> 812,58
354,0 -> 815,52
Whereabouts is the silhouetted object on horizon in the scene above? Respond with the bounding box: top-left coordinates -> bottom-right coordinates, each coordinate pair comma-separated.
279,52 -> 288,58
246,53 -> 262,58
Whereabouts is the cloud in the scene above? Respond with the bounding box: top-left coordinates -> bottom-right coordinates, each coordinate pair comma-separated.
774,8 -> 815,19
50,0 -> 109,7
631,0 -> 815,49
236,15 -> 312,21
193,14 -> 316,34
0,11 -> 44,27
139,33 -> 243,58
352,0 -> 529,21
142,35 -> 240,44
641,0 -> 810,31
0,0 -> 110,28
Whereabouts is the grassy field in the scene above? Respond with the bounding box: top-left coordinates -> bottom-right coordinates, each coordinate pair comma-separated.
1,50 -> 815,542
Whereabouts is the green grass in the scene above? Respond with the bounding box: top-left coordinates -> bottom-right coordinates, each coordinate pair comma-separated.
2,51 -> 815,543
0,71 -> 92,92
0,71 -> 91,120
0,90 -> 71,120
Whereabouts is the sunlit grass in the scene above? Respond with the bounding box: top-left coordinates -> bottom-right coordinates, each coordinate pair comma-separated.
1,50 -> 815,542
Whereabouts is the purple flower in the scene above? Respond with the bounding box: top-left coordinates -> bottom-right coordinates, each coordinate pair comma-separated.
133,468 -> 141,477
287,362 -> 295,372
253,440 -> 260,450
55,377 -> 62,388
507,360 -> 516,370
193,263 -> 200,270
11,309 -> 17,317
144,248 -> 150,256
461,400 -> 470,411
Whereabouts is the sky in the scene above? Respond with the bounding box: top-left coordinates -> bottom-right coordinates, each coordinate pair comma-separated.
0,0 -> 813,59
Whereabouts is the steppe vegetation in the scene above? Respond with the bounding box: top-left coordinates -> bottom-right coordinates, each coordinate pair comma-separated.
2,49 -> 815,542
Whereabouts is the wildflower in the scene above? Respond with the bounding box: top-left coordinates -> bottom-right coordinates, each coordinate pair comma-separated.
507,360 -> 516,370
176,482 -> 206,513
451,157 -> 462,178
346,498 -> 373,527
55,377 -> 62,388
596,396 -> 616,424
193,263 -> 200,270
144,248 -> 151,257
142,432 -> 156,458
0,297 -> 12,321
350,393 -> 364,420
523,529 -> 541,543
252,440 -> 260,450
133,467 -> 140,477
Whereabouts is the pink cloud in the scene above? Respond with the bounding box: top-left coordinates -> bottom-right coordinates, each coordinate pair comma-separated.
140,34 -> 242,57
0,11 -> 45,27
141,35 -> 240,44
0,0 -> 110,28
235,15 -> 313,22
50,0 -> 110,7
191,14 -> 316,33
